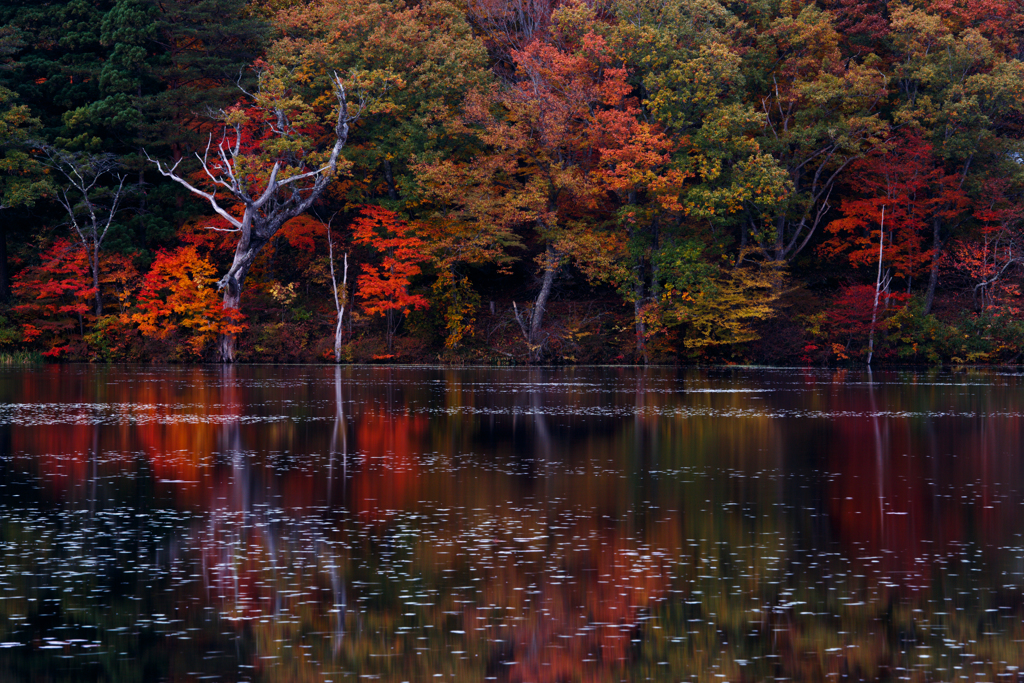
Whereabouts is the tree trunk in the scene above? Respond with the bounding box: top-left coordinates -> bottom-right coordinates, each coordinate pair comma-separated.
92,244 -> 102,318
218,238 -> 260,363
149,74 -> 353,364
922,216 -> 942,316
529,246 -> 559,362
219,287 -> 241,363
773,214 -> 787,261
386,309 -> 396,353
333,253 -> 348,362
630,296 -> 647,362
633,283 -> 647,364
867,207 -> 885,366
383,159 -> 399,201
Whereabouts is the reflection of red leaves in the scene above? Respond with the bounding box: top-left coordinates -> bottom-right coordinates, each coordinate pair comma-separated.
351,407 -> 425,524
827,410 -> 966,592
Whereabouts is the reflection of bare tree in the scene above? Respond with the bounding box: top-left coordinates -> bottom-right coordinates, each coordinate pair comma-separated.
325,369 -> 349,652
206,364 -> 255,619
528,368 -> 552,465
88,422 -> 99,518
328,365 -> 348,502
867,369 -> 889,548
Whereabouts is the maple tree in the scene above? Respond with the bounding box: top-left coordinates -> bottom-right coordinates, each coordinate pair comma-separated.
806,284 -> 910,362
131,245 -> 245,359
421,2 -> 681,361
501,19 -> 636,359
821,134 -> 950,289
352,206 -> 430,353
887,2 -> 1024,311
944,178 -> 1024,312
12,239 -> 95,356
11,238 -> 138,359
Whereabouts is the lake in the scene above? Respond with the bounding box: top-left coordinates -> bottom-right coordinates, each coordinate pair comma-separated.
1,365 -> 1023,682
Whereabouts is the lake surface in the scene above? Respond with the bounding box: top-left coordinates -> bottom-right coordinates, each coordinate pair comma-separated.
1,365 -> 1023,682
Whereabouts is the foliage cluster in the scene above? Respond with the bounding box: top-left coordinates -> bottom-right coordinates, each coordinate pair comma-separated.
2,0 -> 1024,365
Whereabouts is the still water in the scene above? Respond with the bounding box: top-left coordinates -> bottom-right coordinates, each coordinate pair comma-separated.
0,365 -> 1023,682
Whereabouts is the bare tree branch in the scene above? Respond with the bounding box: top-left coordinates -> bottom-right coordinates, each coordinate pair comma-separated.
144,69 -> 358,362
37,146 -> 130,317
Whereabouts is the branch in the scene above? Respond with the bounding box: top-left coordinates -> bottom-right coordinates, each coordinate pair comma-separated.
145,150 -> 244,229
96,173 -> 128,250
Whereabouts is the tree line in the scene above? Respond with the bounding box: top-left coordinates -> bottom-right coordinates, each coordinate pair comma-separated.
2,0 -> 1023,365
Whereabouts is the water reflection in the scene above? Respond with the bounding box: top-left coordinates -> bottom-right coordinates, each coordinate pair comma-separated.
0,366 -> 1023,681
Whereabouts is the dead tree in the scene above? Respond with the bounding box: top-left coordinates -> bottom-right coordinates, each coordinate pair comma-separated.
147,72 -> 357,362
324,214 -> 349,362
41,148 -> 129,318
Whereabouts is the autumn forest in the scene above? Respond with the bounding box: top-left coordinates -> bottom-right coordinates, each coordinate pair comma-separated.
1,0 -> 1023,365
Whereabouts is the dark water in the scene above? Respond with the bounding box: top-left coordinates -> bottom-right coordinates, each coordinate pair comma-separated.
1,365 -> 1023,682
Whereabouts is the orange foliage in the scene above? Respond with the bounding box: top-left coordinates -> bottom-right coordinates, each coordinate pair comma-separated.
131,245 -> 246,358
277,213 -> 322,255
353,206 -> 430,350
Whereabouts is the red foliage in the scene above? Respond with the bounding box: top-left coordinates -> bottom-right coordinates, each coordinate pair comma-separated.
822,133 -> 967,283
13,239 -> 94,324
204,87 -> 329,198
926,0 -> 1024,53
353,206 -> 430,351
12,238 -> 138,357
277,214 -> 321,255
944,178 -> 1024,311
824,0 -> 890,45
178,214 -> 240,256
818,284 -> 910,360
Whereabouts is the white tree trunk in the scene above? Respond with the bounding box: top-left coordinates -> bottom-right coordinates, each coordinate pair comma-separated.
527,245 -> 559,362
147,73 -> 356,363
867,206 -> 886,366
326,218 -> 348,362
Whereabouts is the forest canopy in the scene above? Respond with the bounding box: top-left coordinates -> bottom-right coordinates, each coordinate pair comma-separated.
2,0 -> 1024,365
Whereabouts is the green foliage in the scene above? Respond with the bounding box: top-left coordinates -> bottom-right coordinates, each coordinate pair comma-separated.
0,84 -> 49,210
650,242 -> 784,355
0,0 -> 1023,364
269,0 -> 491,206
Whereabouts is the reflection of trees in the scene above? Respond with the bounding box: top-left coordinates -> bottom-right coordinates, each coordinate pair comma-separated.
328,365 -> 348,502
3,368 -> 1024,681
